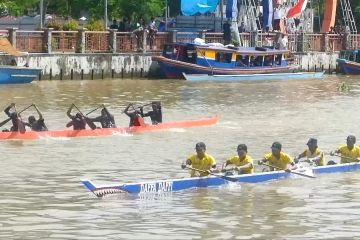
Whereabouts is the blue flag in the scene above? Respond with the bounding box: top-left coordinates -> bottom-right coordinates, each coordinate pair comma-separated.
181,0 -> 219,16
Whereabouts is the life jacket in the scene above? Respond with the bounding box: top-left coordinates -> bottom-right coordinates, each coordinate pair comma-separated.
133,116 -> 146,126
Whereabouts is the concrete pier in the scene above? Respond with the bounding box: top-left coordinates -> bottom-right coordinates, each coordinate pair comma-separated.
0,51 -> 340,80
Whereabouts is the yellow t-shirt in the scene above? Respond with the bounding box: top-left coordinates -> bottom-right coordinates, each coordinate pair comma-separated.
303,148 -> 325,166
338,145 -> 360,163
228,155 -> 254,174
188,153 -> 216,177
264,152 -> 293,170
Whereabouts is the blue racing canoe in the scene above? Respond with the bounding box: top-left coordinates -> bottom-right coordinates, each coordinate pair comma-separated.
82,162 -> 360,197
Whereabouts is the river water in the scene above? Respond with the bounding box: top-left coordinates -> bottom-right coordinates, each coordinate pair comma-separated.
1,75 -> 360,239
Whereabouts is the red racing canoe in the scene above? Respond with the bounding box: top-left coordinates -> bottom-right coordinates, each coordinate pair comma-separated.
0,114 -> 220,140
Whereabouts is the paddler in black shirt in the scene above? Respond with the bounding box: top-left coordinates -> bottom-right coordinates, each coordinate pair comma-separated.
140,101 -> 162,125
4,103 -> 26,132
66,104 -> 87,130
26,104 -> 48,131
88,105 -> 116,128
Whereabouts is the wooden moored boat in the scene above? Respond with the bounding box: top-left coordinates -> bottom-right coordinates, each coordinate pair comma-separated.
0,65 -> 41,84
82,162 -> 360,197
152,42 -> 298,79
0,37 -> 41,84
0,114 -> 219,140
336,49 -> 360,74
182,72 -> 324,81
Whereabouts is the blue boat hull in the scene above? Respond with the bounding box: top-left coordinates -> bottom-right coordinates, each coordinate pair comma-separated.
154,56 -> 298,79
0,66 -> 41,84
183,72 -> 324,81
82,162 -> 360,197
336,59 -> 360,75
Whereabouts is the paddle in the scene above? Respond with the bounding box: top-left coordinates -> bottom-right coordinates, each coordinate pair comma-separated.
13,105 -> 26,134
259,162 -> 316,178
0,117 -> 11,127
0,104 -> 33,128
85,105 -> 103,116
331,153 -> 360,162
185,166 -> 239,182
73,104 -> 97,130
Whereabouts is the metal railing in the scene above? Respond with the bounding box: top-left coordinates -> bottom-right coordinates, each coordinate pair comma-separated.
2,28 -> 360,54
52,31 -> 77,53
16,30 -> 44,53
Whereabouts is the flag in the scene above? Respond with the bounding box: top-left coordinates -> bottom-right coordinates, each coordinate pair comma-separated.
226,0 -> 238,20
287,0 -> 308,19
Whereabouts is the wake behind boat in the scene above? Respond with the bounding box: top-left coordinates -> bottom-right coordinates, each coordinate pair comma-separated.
0,114 -> 219,140
82,162 -> 360,197
182,72 -> 324,81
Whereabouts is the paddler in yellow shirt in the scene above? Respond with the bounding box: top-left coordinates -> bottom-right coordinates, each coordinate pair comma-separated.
330,135 -> 360,163
294,138 -> 325,166
259,141 -> 297,172
222,144 -> 254,174
181,142 -> 217,177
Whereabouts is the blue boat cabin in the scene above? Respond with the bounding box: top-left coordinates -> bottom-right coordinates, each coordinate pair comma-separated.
162,43 -> 289,69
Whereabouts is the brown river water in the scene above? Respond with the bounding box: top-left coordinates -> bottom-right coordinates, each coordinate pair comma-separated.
1,75 -> 360,239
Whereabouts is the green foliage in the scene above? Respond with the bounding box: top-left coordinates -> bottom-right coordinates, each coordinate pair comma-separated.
86,19 -> 105,31
114,0 -> 164,23
63,19 -> 79,31
46,20 -> 63,30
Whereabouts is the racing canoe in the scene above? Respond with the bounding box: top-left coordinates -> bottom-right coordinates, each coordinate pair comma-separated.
82,162 -> 360,197
0,114 -> 219,140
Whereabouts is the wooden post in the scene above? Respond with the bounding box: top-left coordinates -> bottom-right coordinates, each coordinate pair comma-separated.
170,30 -> 178,43
109,29 -> 117,53
322,33 -> 329,52
6,27 -> 17,49
43,28 -> 53,53
342,32 -> 350,50
77,28 -> 87,53
142,28 -> 147,53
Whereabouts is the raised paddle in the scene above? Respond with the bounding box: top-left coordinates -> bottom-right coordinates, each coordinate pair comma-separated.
73,104 -> 97,130
259,161 -> 316,178
0,104 -> 33,128
185,166 -> 239,182
85,105 -> 103,116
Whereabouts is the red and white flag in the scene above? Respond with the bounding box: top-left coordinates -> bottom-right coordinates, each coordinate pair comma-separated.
287,0 -> 308,18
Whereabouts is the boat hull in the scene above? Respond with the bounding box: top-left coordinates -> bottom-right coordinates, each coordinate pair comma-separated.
0,114 -> 219,140
0,66 -> 41,84
336,59 -> 360,74
82,162 -> 360,197
182,72 -> 324,81
153,56 -> 298,79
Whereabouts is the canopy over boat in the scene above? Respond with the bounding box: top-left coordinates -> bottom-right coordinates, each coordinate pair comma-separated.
0,114 -> 219,140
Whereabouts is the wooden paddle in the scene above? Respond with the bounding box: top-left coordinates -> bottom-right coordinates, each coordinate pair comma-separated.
331,153 -> 360,162
0,104 -> 33,128
260,162 -> 316,178
85,105 -> 103,116
13,105 -> 26,134
185,166 -> 239,182
73,104 -> 97,130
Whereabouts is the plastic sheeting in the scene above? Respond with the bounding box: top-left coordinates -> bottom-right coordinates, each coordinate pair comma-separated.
181,0 -> 219,16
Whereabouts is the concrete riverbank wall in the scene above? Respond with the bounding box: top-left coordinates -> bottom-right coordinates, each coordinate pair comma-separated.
0,51 -> 340,80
